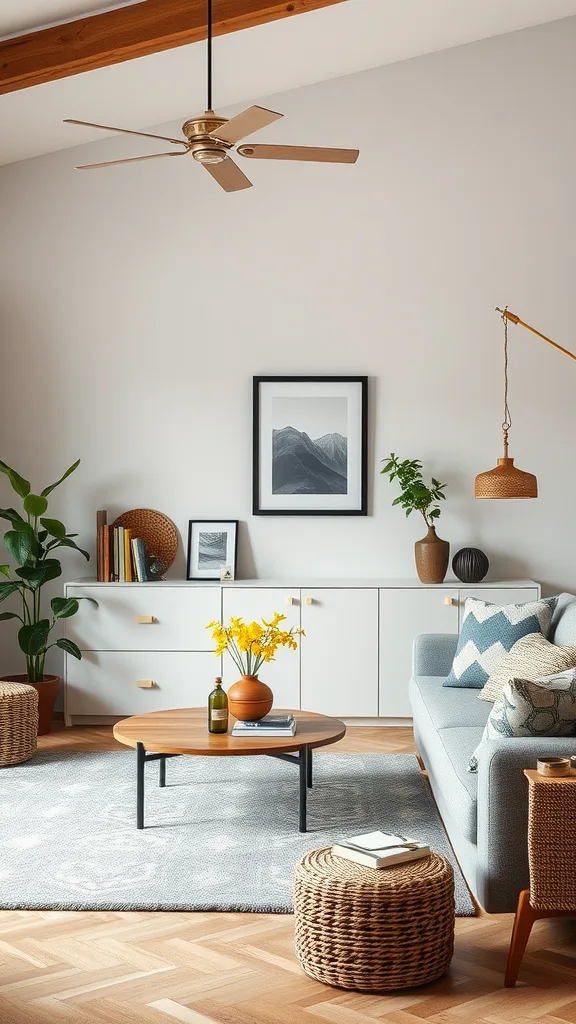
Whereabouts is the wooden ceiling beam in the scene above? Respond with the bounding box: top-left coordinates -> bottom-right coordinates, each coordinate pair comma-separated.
0,0 -> 347,96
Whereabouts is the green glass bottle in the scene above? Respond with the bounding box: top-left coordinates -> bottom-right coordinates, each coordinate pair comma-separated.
208,677 -> 228,734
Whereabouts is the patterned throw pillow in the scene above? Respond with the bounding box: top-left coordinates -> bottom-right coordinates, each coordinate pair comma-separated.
468,669 -> 576,772
478,633 -> 576,702
443,597 -> 552,689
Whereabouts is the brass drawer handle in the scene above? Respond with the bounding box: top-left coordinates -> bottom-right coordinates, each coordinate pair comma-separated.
136,680 -> 155,689
135,615 -> 156,624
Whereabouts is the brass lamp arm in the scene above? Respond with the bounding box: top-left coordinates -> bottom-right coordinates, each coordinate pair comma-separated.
495,307 -> 576,363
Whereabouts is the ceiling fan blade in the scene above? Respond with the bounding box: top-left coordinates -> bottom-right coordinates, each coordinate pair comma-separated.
64,119 -> 187,147
203,158 -> 252,192
76,151 -> 188,170
209,105 -> 283,145
238,144 -> 359,164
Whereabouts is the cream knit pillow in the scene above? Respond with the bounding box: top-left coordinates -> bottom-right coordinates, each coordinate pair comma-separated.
478,633 -> 576,703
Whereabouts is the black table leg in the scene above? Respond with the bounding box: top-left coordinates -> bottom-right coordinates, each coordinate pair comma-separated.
299,745 -> 308,832
136,742 -> 145,829
307,749 -> 313,790
159,756 -> 166,788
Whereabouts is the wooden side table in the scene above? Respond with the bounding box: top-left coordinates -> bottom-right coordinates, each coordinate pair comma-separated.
505,769 -> 576,987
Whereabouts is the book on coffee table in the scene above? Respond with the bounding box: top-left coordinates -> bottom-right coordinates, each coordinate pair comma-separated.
332,830 -> 430,869
232,714 -> 296,737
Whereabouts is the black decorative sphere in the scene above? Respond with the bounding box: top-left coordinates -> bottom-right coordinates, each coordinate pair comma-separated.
452,547 -> 489,584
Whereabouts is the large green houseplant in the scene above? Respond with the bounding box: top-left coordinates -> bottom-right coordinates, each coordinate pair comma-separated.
0,458 -> 93,733
381,453 -> 449,584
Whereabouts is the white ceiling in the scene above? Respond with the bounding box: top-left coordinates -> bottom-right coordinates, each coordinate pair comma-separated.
1,0 -> 576,166
0,1 -> 141,38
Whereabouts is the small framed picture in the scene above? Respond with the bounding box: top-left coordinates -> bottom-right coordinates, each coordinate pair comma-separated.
186,520 -> 239,581
253,375 -> 368,515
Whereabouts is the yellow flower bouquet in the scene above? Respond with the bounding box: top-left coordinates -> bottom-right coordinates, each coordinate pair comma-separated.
206,612 -> 304,678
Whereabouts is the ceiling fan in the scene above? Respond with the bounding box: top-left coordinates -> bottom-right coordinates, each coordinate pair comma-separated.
63,0 -> 359,192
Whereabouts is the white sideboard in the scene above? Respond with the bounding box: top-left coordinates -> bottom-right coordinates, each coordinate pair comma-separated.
63,578 -> 540,725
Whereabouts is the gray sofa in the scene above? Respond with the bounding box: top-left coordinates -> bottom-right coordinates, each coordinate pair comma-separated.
409,594 -> 576,913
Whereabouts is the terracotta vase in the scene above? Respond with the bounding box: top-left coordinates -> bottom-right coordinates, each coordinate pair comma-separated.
227,675 -> 273,722
414,526 -> 450,585
1,674 -> 60,735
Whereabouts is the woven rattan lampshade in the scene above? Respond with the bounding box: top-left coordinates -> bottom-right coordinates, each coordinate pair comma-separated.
475,457 -> 538,499
476,306 -> 574,499
475,307 -> 538,500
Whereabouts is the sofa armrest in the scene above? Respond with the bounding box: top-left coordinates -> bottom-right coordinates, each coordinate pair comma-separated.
412,633 -> 458,678
476,736 -> 576,911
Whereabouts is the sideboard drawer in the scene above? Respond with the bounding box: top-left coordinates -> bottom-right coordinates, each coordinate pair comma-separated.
65,586 -> 220,651
66,651 -> 219,715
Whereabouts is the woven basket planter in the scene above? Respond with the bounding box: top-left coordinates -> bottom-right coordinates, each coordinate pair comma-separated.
0,682 -> 39,767
294,848 -> 455,991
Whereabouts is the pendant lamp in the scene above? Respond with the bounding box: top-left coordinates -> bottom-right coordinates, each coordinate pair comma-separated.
474,307 -> 537,498
475,306 -> 576,499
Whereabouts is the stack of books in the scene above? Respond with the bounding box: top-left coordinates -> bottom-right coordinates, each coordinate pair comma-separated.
96,511 -> 148,583
232,714 -> 297,737
332,830 -> 430,869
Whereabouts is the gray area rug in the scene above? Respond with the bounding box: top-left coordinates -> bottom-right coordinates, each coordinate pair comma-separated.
0,750 -> 475,915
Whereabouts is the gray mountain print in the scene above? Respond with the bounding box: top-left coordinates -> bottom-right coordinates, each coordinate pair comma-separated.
272,426 -> 348,495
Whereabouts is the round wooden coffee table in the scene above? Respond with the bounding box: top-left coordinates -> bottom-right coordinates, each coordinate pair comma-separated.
113,708 -> 346,833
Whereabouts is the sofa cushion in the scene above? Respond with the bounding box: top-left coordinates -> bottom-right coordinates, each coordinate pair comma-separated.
551,594 -> 576,646
427,726 -> 481,843
443,597 -> 552,688
410,675 -> 491,730
478,632 -> 576,703
409,677 -> 484,844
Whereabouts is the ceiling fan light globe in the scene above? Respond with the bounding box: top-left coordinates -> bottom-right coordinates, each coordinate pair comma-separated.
194,149 -> 227,165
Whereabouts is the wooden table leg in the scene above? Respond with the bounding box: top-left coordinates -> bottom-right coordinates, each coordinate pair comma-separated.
505,889 -> 538,987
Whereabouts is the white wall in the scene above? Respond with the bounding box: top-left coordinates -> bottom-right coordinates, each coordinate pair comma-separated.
0,16 -> 575,673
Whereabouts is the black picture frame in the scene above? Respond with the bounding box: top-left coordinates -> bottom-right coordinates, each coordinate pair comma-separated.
253,375 -> 368,516
186,520 -> 239,580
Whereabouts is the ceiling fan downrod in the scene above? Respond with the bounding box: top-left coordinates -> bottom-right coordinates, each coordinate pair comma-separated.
206,0 -> 213,112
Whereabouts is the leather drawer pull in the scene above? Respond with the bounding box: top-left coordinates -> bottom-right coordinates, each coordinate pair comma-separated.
135,615 -> 156,624
136,679 -> 155,689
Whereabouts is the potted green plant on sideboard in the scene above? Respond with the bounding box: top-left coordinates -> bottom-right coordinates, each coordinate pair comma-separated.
381,453 -> 449,584
0,459 -> 95,734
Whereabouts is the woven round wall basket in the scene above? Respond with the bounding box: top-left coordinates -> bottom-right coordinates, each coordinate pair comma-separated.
112,509 -> 178,571
294,848 -> 455,992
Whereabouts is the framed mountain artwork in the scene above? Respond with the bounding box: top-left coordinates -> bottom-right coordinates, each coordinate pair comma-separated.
186,520 -> 239,580
252,376 -> 368,515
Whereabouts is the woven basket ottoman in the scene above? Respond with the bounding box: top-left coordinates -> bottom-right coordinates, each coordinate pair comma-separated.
294,848 -> 455,991
0,681 -> 39,767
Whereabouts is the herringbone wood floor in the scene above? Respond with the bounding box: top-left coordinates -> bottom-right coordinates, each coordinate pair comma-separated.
1,724 -> 574,1024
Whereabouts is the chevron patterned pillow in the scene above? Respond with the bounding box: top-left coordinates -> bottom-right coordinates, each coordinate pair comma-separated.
443,596 -> 552,689
478,632 -> 576,702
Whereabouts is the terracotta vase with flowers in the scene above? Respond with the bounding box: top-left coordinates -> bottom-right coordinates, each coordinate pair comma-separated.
207,612 -> 304,722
